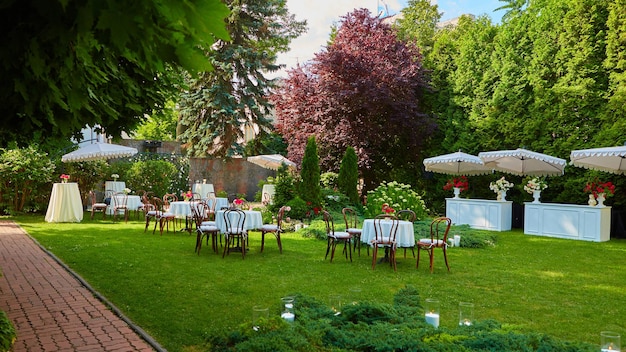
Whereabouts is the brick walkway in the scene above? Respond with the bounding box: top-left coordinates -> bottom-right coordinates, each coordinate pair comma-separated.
0,221 -> 162,351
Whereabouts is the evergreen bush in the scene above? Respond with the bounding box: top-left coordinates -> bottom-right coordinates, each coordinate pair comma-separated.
285,196 -> 308,220
0,310 -> 15,352
337,146 -> 359,204
298,136 -> 322,207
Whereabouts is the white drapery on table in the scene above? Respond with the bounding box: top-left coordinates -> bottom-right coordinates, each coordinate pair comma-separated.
215,210 -> 263,233
360,219 -> 415,248
45,183 -> 83,223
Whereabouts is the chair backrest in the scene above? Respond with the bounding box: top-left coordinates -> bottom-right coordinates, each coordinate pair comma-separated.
430,217 -> 452,244
163,193 -> 178,203
151,197 -> 165,213
113,192 -> 128,207
322,210 -> 335,236
192,192 -> 202,201
262,192 -> 272,205
224,208 -> 246,234
105,189 -> 116,200
342,208 -> 359,229
89,190 -> 98,205
396,209 -> 416,222
205,197 -> 217,213
373,214 -> 399,244
206,191 -> 216,200
276,206 -> 288,228
191,201 -> 208,228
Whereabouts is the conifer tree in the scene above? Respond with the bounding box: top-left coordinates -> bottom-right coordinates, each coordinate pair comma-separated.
299,136 -> 322,207
337,146 -> 359,204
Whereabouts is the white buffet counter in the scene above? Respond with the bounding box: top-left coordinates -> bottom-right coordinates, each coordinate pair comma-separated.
446,198 -> 512,231
523,202 -> 611,242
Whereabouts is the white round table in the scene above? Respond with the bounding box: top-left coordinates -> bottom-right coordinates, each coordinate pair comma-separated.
45,183 -> 83,223
360,219 -> 415,248
215,210 -> 263,233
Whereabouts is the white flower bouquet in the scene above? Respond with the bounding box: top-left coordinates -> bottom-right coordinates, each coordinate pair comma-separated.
523,177 -> 547,194
489,177 -> 514,193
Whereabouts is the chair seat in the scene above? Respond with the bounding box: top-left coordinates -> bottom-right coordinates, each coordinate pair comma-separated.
260,224 -> 279,231
93,202 -> 107,208
346,228 -> 362,234
199,225 -> 219,232
371,236 -> 395,245
225,227 -> 247,235
146,210 -> 159,216
201,220 -> 216,226
419,239 -> 446,246
330,231 -> 351,239
159,212 -> 175,218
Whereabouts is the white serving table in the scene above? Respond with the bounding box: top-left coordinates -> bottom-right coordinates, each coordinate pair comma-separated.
45,183 -> 83,223
106,195 -> 141,215
524,202 -> 611,242
446,198 -> 512,231
215,210 -> 263,233
104,181 -> 126,193
192,183 -> 215,198
360,219 -> 415,248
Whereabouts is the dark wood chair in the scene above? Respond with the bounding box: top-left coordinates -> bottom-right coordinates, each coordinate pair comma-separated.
192,201 -> 220,254
259,206 -> 287,254
112,192 -> 129,222
371,215 -> 399,271
89,190 -> 108,220
416,217 -> 452,273
342,207 -> 363,256
396,209 -> 417,258
323,210 -> 353,262
222,208 -> 247,259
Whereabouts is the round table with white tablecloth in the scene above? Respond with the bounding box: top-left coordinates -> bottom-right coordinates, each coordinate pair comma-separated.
104,181 -> 126,193
215,210 -> 263,233
45,183 -> 83,223
360,219 -> 415,248
192,183 -> 215,198
106,195 -> 141,215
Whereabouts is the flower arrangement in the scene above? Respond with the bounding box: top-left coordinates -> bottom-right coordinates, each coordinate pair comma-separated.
584,181 -> 615,198
443,176 -> 469,192
489,177 -> 514,193
523,177 -> 548,194
181,190 -> 193,201
381,203 -> 395,214
111,173 -> 119,181
233,198 -> 245,207
60,174 -> 70,183
123,188 -> 131,195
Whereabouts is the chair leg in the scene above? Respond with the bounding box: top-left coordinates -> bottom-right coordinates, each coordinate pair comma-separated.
325,237 -> 332,260
371,246 -> 378,270
442,247 -> 450,272
222,235 -> 230,258
276,233 -> 283,254
260,232 -> 266,253
348,239 -> 352,262
330,239 -> 337,262
195,232 -> 202,255
416,247 -> 421,269
429,250 -> 434,273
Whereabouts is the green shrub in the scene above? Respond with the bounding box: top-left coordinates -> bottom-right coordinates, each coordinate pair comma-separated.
298,136 -> 322,207
337,146 -> 359,204
285,196 -> 308,220
320,172 -> 338,189
0,310 -> 16,352
365,181 -> 429,219
321,188 -> 352,213
299,219 -> 326,240
271,164 -> 296,212
125,160 -> 177,198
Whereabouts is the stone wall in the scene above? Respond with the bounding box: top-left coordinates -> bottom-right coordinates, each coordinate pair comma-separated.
189,158 -> 274,200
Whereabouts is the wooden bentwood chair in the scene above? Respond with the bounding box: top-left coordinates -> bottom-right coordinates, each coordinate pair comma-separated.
416,217 -> 452,273
371,215 -> 399,271
192,201 -> 220,255
396,209 -> 417,258
342,207 -> 363,257
323,210 -> 353,262
89,191 -> 108,220
259,206 -> 287,254
222,208 -> 247,259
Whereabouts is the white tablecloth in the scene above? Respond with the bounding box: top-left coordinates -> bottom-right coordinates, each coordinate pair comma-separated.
262,184 -> 275,204
212,197 -> 229,210
361,219 -> 415,248
106,195 -> 141,215
105,181 -> 126,193
45,183 -> 83,223
169,201 -> 198,218
192,183 -> 215,198
215,210 -> 263,233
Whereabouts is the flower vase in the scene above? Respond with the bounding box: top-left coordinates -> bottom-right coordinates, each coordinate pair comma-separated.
453,187 -> 461,199
588,194 -> 597,206
62,179 -> 67,184
532,190 -> 541,203
596,193 -> 606,207
499,190 -> 507,202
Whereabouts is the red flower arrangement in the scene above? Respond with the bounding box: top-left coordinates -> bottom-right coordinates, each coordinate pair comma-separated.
381,203 -> 395,214
234,198 -> 244,206
584,181 -> 615,198
181,190 -> 193,200
443,176 -> 469,192
60,174 -> 70,183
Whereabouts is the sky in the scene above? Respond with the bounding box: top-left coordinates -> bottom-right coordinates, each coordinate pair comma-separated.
272,0 -> 506,78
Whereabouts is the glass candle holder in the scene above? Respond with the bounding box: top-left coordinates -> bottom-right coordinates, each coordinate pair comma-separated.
252,306 -> 268,331
601,331 -> 620,351
329,295 -> 342,316
458,302 -> 474,326
280,297 -> 295,322
424,298 -> 440,328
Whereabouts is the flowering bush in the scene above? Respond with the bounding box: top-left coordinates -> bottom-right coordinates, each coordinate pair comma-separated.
60,174 -> 70,183
523,177 -> 547,194
584,181 -> 615,198
489,177 -> 514,193
365,181 -> 428,219
443,176 -> 468,192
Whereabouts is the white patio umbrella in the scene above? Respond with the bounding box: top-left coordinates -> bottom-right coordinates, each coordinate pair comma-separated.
478,148 -> 566,176
423,151 -> 493,176
61,142 -> 138,163
246,154 -> 296,170
570,145 -> 626,174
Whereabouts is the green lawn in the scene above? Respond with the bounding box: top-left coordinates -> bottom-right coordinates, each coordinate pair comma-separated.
10,213 -> 626,351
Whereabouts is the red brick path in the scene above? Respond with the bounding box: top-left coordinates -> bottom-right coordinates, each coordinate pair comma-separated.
0,221 -> 160,351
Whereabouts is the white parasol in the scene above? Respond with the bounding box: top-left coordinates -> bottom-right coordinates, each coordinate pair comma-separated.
61,142 -> 138,163
478,148 -> 566,176
570,145 -> 626,174
423,151 -> 492,176
246,154 -> 296,170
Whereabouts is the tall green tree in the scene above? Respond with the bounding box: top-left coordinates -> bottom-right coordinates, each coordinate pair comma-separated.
178,0 -> 306,157
0,0 -> 230,147
299,136 -> 322,207
395,0 -> 442,57
337,146 -> 359,204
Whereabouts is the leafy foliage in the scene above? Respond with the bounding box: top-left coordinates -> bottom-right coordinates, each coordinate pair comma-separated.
125,160 -> 177,198
270,164 -> 296,212
0,146 -> 55,213
298,136 -> 322,207
365,181 -> 429,220
178,0 -> 306,157
337,146 -> 359,204
0,0 -> 229,147
272,8 -> 435,191
0,310 -> 16,352
285,196 -> 308,220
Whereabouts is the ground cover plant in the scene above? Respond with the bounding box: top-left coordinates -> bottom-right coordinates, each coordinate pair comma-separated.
8,212 -> 626,351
